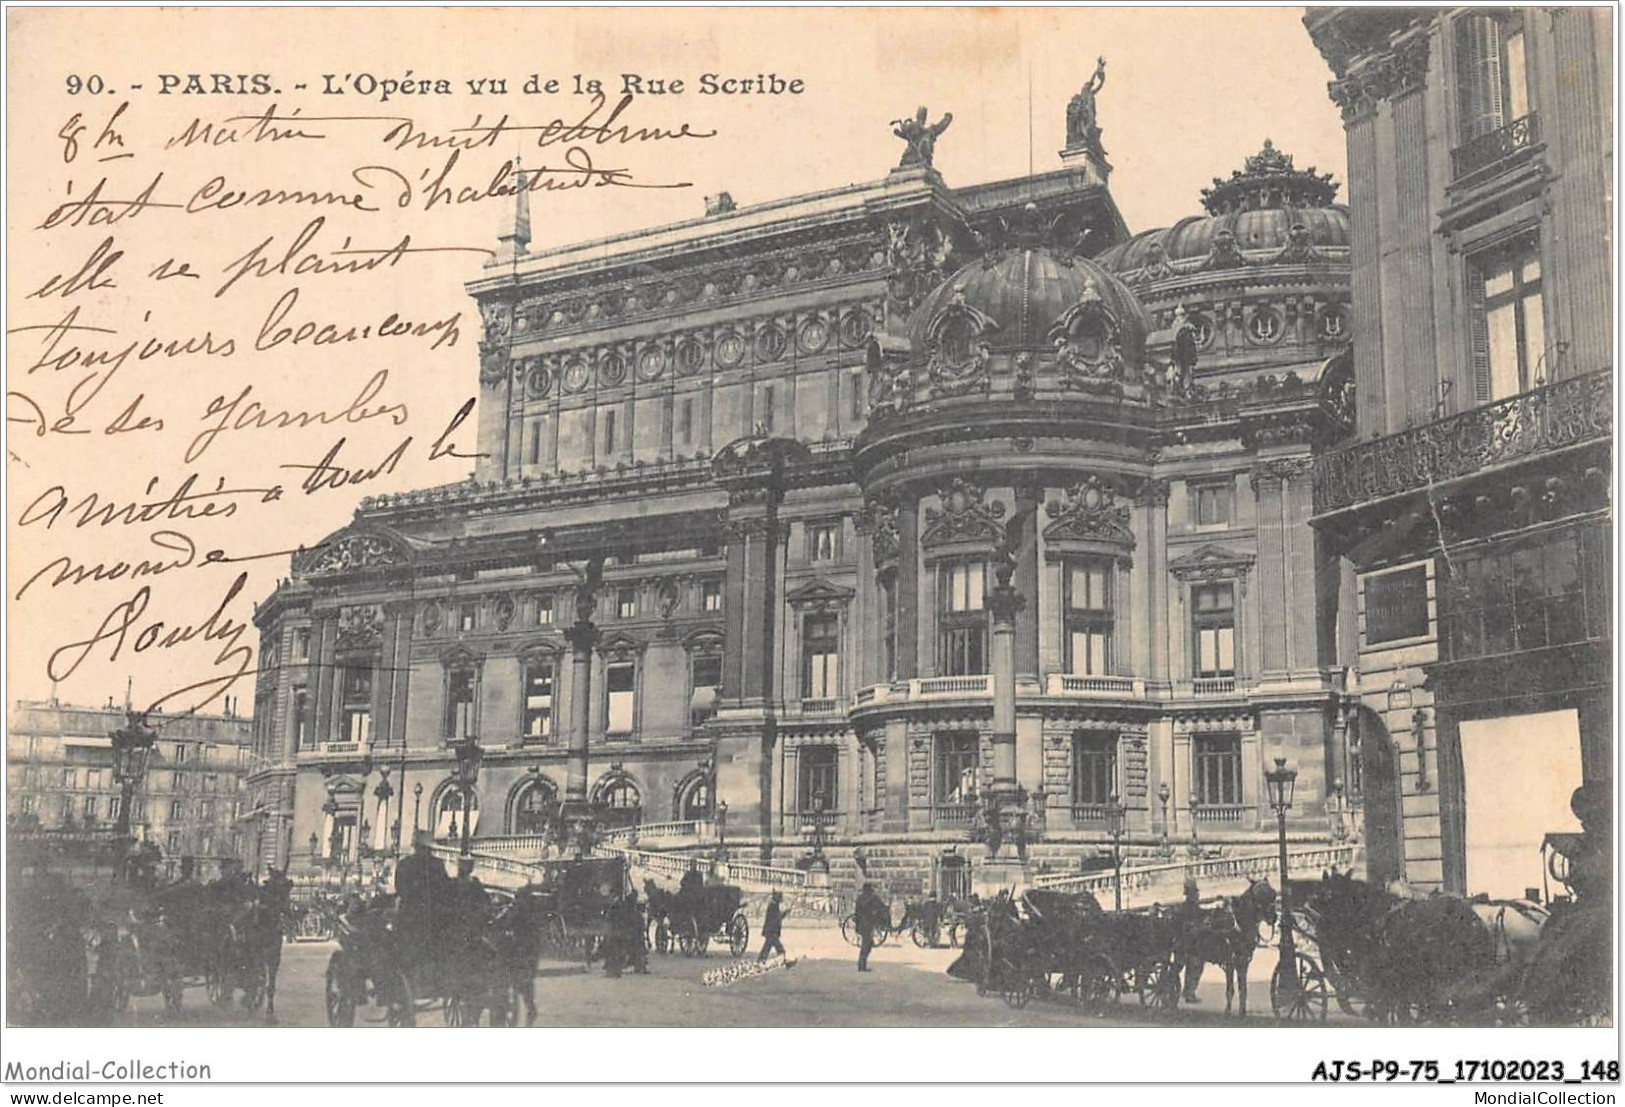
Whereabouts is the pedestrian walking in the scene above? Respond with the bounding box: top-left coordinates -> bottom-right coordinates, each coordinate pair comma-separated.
855,883 -> 886,972
758,891 -> 787,962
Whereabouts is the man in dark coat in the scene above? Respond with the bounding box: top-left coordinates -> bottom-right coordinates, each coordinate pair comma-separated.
1177,877 -> 1206,1003
758,891 -> 788,962
854,883 -> 887,972
394,838 -> 449,965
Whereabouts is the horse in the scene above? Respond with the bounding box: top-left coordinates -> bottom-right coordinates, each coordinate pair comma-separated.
1177,878 -> 1276,1017
489,887 -> 551,1026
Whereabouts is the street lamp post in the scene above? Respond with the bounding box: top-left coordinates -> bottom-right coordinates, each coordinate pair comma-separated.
109,711 -> 158,879
1105,792 -> 1125,912
716,799 -> 729,861
1156,782 -> 1173,860
1265,756 -> 1299,996
452,736 -> 484,869
411,783 -> 423,846
373,768 -> 394,856
1187,792 -> 1202,859
1330,777 -> 1347,843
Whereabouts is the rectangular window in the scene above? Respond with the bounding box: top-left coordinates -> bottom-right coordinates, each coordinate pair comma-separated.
603,409 -> 617,455
174,744 -> 189,764
445,668 -> 476,739
167,831 -> 181,854
342,667 -> 373,745
797,746 -> 838,813
1073,733 -> 1118,807
1192,584 -> 1236,677
701,580 -> 723,613
691,653 -> 723,727
458,604 -> 477,633
606,662 -> 636,735
1443,528 -> 1605,662
760,386 -> 775,433
940,560 -> 990,675
1066,559 -> 1114,676
83,796 -> 98,821
535,593 -> 554,626
294,628 -> 310,660
1193,482 -> 1234,527
679,398 -> 694,445
1472,238 -> 1545,402
935,733 -> 980,806
802,614 -> 841,699
1455,11 -> 1530,143
850,371 -> 864,422
1194,734 -> 1242,806
86,769 -> 105,791
617,587 -> 638,619
523,661 -> 554,739
808,521 -> 839,563
107,796 -> 121,821
169,799 -> 184,821
1365,566 -> 1430,645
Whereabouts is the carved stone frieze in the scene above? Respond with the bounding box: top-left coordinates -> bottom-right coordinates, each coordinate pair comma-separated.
335,604 -> 383,649
303,534 -> 407,576
1044,475 -> 1134,546
1050,278 -> 1128,393
922,477 -> 1006,548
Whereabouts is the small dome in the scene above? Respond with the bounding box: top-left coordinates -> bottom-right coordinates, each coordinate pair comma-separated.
908,244 -> 1149,364
1097,140 -> 1349,280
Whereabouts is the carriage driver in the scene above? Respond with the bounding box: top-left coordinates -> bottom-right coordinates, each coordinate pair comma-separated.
1177,877 -> 1206,1003
394,834 -> 452,963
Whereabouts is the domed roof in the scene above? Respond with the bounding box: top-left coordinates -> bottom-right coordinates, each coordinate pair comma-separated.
1097,140 -> 1350,281
908,242 -> 1149,363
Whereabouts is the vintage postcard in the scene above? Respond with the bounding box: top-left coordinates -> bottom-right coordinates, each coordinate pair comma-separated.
3,3 -> 1616,1090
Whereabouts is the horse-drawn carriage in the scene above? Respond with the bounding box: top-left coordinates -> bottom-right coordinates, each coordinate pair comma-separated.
646,874 -> 750,957
323,894 -> 522,1027
528,855 -> 628,965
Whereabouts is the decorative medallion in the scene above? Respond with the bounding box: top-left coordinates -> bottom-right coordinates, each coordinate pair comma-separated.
1049,279 -> 1126,392
526,361 -> 553,399
601,352 -> 630,387
495,595 -> 516,631
839,308 -> 873,349
754,324 -> 788,362
1044,475 -> 1134,547
797,317 -> 830,354
922,477 -> 1006,548
924,287 -> 997,398
675,338 -> 705,377
478,348 -> 508,385
562,359 -> 592,393
1319,306 -> 1348,341
336,604 -> 384,648
1247,308 -> 1284,345
422,600 -> 443,636
1189,312 -> 1216,348
715,331 -> 746,368
1320,357 -> 1356,436
632,347 -> 662,382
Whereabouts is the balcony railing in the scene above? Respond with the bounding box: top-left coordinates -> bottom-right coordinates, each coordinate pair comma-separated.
1450,112 -> 1540,183
917,675 -> 990,696
1192,676 -> 1237,697
1313,371 -> 1613,515
788,809 -> 841,835
1048,674 -> 1142,697
1070,803 -> 1108,824
1192,803 -> 1248,824
933,802 -> 978,828
797,698 -> 841,715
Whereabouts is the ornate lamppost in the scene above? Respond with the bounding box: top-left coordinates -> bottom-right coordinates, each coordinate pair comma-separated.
1105,792 -> 1125,912
373,767 -> 395,856
1156,782 -> 1173,860
109,710 -> 158,879
1187,792 -> 1203,859
1265,757 -> 1299,998
715,799 -> 729,862
1330,777 -> 1347,844
451,735 -> 484,868
411,782 -> 423,846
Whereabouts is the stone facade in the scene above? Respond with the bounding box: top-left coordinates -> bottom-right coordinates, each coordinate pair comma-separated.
251,102 -> 1357,892
1306,8 -> 1613,893
6,699 -> 254,880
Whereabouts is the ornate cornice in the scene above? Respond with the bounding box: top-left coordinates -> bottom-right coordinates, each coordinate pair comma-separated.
1043,475 -> 1134,547
922,477 -> 1006,548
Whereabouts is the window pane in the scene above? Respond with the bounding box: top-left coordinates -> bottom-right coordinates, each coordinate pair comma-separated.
1217,627 -> 1235,674
968,565 -> 983,611
1504,30 -> 1528,119
1486,301 -> 1522,399
1484,260 -> 1515,298
1522,289 -> 1546,381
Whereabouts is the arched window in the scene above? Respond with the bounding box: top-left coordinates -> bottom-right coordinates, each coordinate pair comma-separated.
434,786 -> 480,840
513,778 -> 557,836
601,779 -> 640,809
593,774 -> 642,830
678,776 -> 712,820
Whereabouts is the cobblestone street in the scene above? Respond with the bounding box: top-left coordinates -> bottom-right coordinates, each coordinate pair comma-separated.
111,924 -> 1327,1029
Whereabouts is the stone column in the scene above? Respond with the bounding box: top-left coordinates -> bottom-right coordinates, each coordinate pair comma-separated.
988,582 -> 1025,795
1332,84 -> 1386,436
1013,484 -> 1041,680
895,497 -> 920,679
563,618 -> 598,805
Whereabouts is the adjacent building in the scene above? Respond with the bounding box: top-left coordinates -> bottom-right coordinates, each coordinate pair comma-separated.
1306,8 -> 1613,896
6,698 -> 255,880
250,91 -> 1360,893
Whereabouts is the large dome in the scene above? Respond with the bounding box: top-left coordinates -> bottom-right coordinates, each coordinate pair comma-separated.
1097,140 -> 1350,281
908,243 -> 1149,364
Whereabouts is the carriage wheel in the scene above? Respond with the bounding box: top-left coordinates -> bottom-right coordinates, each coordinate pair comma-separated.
324,953 -> 356,1027
385,972 -> 417,1027
840,915 -> 859,947
1076,954 -> 1122,1015
874,925 -> 891,948
728,914 -> 750,958
946,921 -> 964,949
911,924 -> 936,949
1139,959 -> 1181,1010
649,918 -> 672,956
1001,973 -> 1037,1010
1270,953 -> 1330,1023
679,919 -> 703,957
